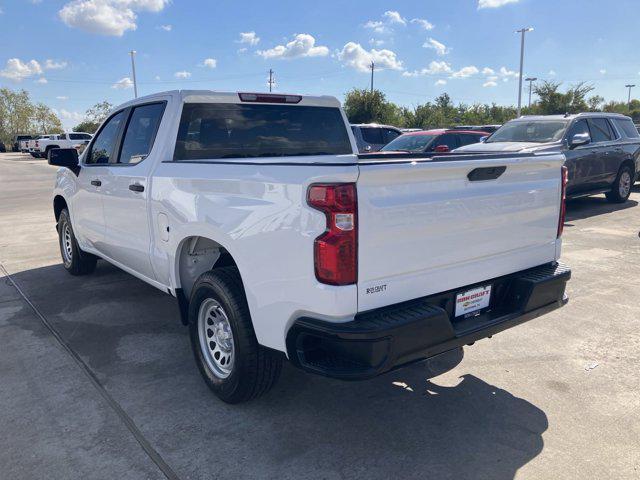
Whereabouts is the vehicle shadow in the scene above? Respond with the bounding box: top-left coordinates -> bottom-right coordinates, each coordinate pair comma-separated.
3,262 -> 548,480
565,195 -> 637,222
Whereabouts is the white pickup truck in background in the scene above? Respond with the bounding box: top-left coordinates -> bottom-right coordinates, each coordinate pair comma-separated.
49,90 -> 571,403
31,132 -> 93,158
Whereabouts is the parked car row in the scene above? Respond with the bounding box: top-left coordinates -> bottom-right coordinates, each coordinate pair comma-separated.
9,133 -> 93,157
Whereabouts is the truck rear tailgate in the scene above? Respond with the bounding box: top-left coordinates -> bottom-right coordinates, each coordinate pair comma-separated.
356,153 -> 564,311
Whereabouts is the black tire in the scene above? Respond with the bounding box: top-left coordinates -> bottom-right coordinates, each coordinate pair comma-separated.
188,267 -> 282,404
605,165 -> 633,203
57,209 -> 97,275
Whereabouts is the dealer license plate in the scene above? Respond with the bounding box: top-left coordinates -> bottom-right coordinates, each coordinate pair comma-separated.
455,285 -> 492,318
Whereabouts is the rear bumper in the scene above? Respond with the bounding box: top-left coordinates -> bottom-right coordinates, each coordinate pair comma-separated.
286,262 -> 570,380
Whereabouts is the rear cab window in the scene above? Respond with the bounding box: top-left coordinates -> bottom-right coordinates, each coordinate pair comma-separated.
174,103 -> 352,160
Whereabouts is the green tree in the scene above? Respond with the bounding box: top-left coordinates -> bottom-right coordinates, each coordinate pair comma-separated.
73,100 -> 113,133
532,81 -> 594,115
343,89 -> 404,125
0,88 -> 35,143
32,103 -> 63,134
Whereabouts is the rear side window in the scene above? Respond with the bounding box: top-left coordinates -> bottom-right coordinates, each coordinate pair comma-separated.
174,103 -> 352,160
383,128 -> 400,143
612,118 -> 640,139
360,127 -> 384,145
431,133 -> 459,151
59,134 -> 67,140
69,133 -> 92,140
588,118 -> 614,142
118,102 -> 165,164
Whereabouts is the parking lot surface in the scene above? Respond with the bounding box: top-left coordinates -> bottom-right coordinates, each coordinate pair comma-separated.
0,151 -> 638,479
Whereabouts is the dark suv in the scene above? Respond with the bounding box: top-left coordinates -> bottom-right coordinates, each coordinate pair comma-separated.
455,113 -> 640,203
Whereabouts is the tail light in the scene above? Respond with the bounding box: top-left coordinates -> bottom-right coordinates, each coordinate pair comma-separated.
307,184 -> 357,285
558,166 -> 568,238
35,141 -> 39,148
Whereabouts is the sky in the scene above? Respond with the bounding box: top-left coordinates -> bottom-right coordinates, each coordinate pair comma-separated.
0,0 -> 637,129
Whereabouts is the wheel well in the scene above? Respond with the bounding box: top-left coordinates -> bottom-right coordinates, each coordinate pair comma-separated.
177,236 -> 238,300
621,159 -> 636,180
53,195 -> 67,222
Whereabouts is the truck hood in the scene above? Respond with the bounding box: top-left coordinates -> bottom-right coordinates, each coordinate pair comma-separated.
454,141 -> 562,153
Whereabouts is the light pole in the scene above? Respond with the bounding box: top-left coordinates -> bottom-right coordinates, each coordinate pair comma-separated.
525,77 -> 537,109
625,84 -> 635,107
129,50 -> 138,99
516,27 -> 533,117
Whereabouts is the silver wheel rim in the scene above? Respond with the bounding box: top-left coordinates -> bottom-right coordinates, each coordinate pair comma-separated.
62,223 -> 73,264
619,171 -> 631,198
198,298 -> 234,379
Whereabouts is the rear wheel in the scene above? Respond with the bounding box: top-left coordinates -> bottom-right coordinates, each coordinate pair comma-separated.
188,267 -> 282,403
606,165 -> 633,203
58,209 -> 97,275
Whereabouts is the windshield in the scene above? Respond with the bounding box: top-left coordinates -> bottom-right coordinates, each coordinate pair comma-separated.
486,120 -> 569,143
380,134 -> 436,152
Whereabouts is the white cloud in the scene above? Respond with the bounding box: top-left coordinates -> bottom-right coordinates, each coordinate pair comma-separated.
257,33 -> 329,59
154,75 -> 161,80
364,11 -> 408,34
599,69 -> 607,75
364,20 -> 387,34
44,59 -> 67,70
35,77 -> 48,84
158,24 -> 172,31
369,38 -> 385,46
410,18 -> 434,30
56,108 -> 85,122
201,58 -> 217,69
499,66 -> 519,79
548,69 -> 557,76
174,70 -> 191,78
0,58 -> 42,81
58,0 -> 169,36
338,42 -> 403,73
451,65 -> 480,78
238,31 -> 260,46
483,80 -> 498,87
237,47 -> 248,54
478,0 -> 520,8
482,67 -> 495,76
112,77 -> 133,89
435,79 -> 447,86
403,60 -> 452,77
57,96 -> 69,100
423,38 -> 449,56
383,10 -> 406,25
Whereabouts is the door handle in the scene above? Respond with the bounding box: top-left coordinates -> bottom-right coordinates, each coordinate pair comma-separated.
90,179 -> 101,187
467,166 -> 507,181
129,183 -> 145,193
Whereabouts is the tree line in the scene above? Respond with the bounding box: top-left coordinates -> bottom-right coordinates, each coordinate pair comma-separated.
344,81 -> 640,129
0,88 -> 63,145
2,81 -> 638,146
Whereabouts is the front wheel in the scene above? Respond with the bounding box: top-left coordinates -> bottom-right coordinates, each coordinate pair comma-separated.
606,165 -> 633,203
58,209 -> 97,275
188,267 -> 282,403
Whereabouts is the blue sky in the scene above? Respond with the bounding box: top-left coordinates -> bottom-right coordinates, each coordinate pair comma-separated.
0,0 -> 637,129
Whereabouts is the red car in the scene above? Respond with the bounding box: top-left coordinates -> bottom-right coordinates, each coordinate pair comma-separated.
380,129 -> 489,153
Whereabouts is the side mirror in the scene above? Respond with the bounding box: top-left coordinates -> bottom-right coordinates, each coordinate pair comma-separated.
569,132 -> 590,149
434,145 -> 450,153
364,145 -> 372,152
48,148 -> 79,169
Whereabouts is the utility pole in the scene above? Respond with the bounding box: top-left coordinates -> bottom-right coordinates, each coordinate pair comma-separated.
268,69 -> 275,92
370,61 -> 375,93
515,27 -> 533,117
129,50 -> 138,99
625,84 -> 635,107
525,77 -> 537,108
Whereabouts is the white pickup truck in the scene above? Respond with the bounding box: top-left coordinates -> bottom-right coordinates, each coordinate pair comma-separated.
49,91 -> 571,403
31,132 -> 92,158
